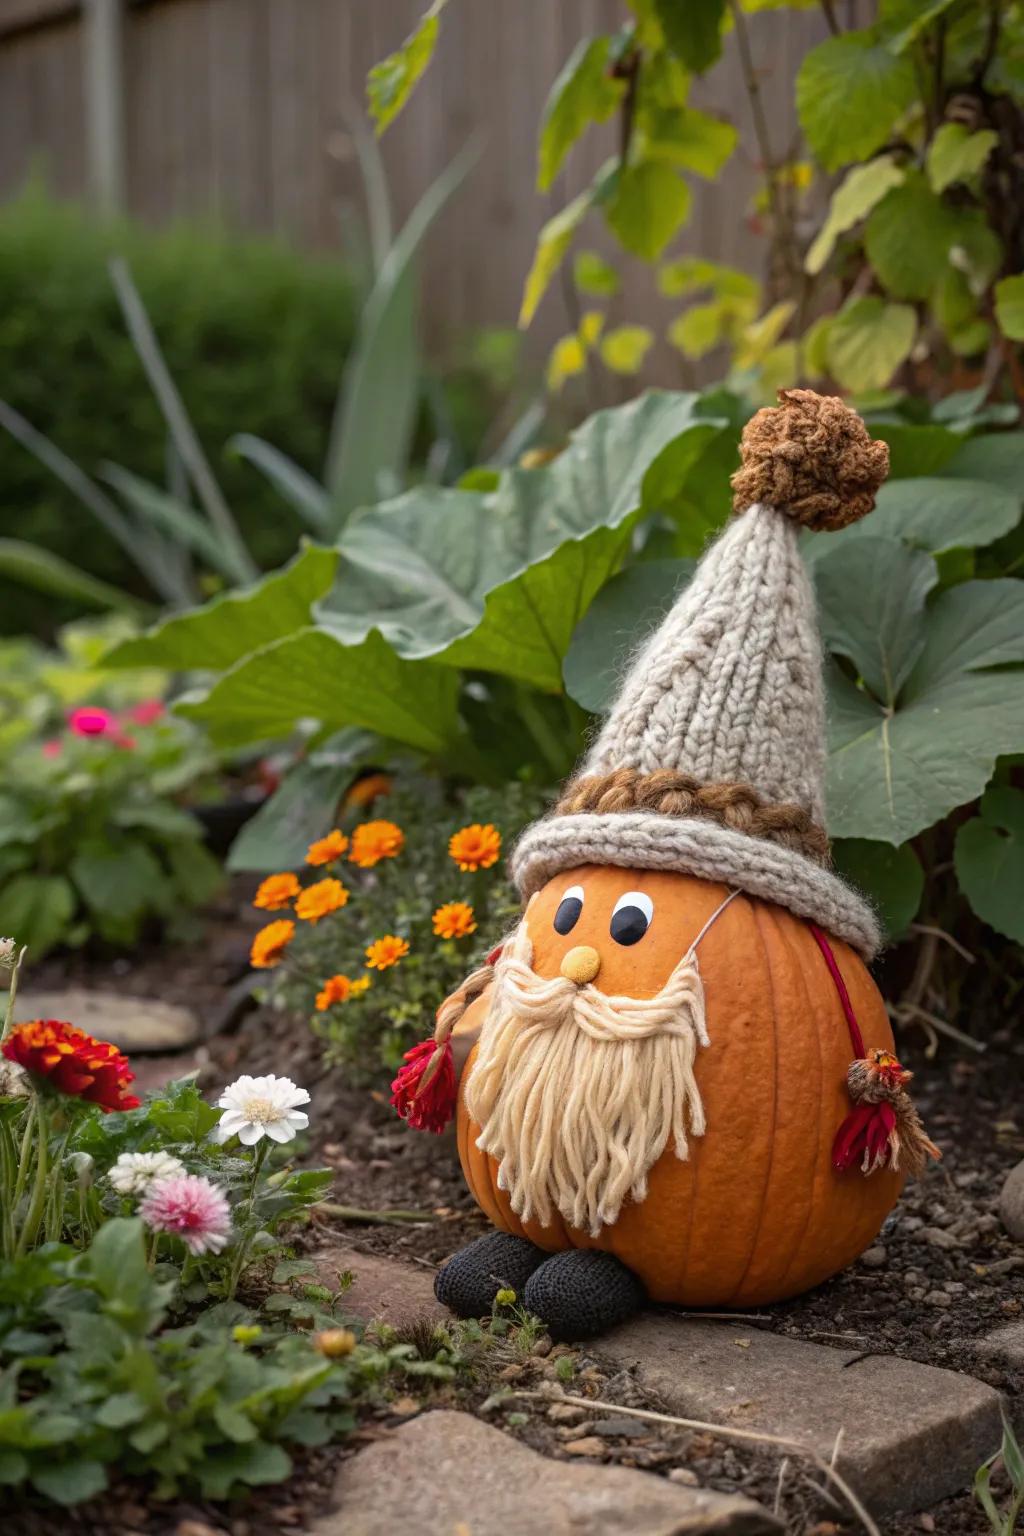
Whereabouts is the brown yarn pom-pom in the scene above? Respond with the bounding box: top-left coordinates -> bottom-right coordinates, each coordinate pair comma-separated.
730,388 -> 889,531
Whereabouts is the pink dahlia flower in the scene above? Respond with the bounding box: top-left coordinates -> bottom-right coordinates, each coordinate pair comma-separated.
68,706 -> 115,737
140,1173 -> 232,1256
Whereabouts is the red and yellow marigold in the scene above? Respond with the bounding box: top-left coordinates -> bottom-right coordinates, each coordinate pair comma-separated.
315,973 -> 370,1010
2,1019 -> 141,1112
448,823 -> 501,872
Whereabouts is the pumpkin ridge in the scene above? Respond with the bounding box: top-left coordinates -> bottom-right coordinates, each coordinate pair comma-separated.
773,913 -> 827,1298
726,901 -> 782,1303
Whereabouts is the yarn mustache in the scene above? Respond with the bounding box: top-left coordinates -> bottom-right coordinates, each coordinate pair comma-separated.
464,918 -> 713,1237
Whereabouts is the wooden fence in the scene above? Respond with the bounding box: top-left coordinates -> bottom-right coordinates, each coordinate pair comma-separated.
0,0 -> 836,355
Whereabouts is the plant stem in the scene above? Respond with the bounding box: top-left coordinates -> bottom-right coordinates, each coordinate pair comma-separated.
1,945 -> 27,1044
315,1202 -> 434,1225
15,1094 -> 49,1256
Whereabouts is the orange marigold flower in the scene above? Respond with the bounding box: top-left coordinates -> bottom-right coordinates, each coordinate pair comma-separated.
253,872 -> 301,911
2,1020 -> 140,1112
365,935 -> 410,970
306,829 -> 349,867
251,919 -> 295,969
316,973 -> 357,1011
432,901 -> 477,940
296,878 -> 349,924
351,975 -> 372,996
349,819 -> 405,868
448,823 -> 501,872
344,772 -> 393,810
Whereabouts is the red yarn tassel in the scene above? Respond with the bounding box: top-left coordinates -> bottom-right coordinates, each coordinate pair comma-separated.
832,1098 -> 898,1174
390,1037 -> 457,1134
832,1049 -> 940,1178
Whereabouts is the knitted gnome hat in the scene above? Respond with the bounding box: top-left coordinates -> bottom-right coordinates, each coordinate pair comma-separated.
511,389 -> 890,960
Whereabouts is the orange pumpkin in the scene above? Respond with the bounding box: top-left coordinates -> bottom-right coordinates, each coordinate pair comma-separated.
454,864 -> 903,1307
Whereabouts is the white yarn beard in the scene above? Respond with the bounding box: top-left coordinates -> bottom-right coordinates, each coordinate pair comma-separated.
464,921 -> 709,1237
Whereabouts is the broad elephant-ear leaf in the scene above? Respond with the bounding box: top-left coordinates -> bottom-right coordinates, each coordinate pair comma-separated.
802,477 -> 1021,562
563,558 -> 695,713
103,545 -> 339,672
175,629 -> 461,757
830,838 -> 924,940
317,391 -> 723,660
823,556 -> 1024,844
227,730 -> 379,872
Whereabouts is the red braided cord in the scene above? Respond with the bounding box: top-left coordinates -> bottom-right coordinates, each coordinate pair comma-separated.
808,922 -> 866,1058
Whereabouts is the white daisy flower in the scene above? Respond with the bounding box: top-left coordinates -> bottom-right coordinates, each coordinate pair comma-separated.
108,1149 -> 186,1196
213,1074 -> 310,1146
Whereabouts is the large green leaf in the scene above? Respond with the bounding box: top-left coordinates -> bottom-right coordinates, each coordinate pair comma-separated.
563,557 -> 694,712
817,538 -> 937,705
519,187 -> 595,326
176,629 -> 460,756
927,124 -> 997,193
104,544 -> 338,672
318,392 -> 722,658
644,107 -> 737,179
831,838 -> 924,939
803,477 -> 1022,562
653,0 -> 725,72
537,37 -> 624,191
826,296 -> 917,394
367,0 -> 447,134
604,160 -> 691,260
796,33 -> 916,172
940,432 -> 1024,493
804,155 -> 905,276
954,786 -> 1024,943
864,172 -> 987,301
995,275 -> 1024,342
870,423 -> 961,479
1,873 -> 76,956
70,843 -> 164,925
825,571 -> 1024,843
324,140 -> 477,531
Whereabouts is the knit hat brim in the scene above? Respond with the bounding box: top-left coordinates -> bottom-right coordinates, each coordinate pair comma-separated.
511,811 -> 881,960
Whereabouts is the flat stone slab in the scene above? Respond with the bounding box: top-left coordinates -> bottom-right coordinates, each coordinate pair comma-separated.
15,989 -> 200,1054
313,1410 -> 781,1536
315,1245 -> 447,1328
973,1322 -> 1024,1368
1001,1158 -> 1024,1241
600,1315 -> 1005,1518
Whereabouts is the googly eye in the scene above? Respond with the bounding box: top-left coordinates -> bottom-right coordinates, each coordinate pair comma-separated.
610,890 -> 653,946
553,884 -> 584,935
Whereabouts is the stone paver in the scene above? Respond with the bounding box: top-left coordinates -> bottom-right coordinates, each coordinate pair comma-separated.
973,1322 -> 1024,1368
316,1245 -> 1007,1517
1000,1158 -> 1024,1241
16,989 -> 200,1053
600,1315 -> 1005,1518
314,1244 -> 447,1327
312,1410 -> 781,1536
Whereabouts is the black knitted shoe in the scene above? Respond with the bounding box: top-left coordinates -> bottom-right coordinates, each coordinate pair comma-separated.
434,1231 -> 550,1318
523,1249 -> 645,1341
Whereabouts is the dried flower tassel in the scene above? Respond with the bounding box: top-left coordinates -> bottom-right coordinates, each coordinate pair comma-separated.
390,1037 -> 457,1133
390,960 -> 496,1134
832,1048 -> 941,1178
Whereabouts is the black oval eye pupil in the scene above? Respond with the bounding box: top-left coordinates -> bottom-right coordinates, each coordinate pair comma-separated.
554,896 -> 582,935
610,905 -> 648,946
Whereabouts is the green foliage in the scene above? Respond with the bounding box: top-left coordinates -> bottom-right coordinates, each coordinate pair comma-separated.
0,187 -> 357,634
975,1414 -> 1024,1535
538,37 -> 625,192
795,33 -> 916,173
261,780 -> 545,1073
0,620 -> 219,955
955,787 -> 1024,943
367,0 -> 449,135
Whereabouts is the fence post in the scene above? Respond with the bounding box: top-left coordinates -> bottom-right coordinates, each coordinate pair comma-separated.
83,0 -> 126,213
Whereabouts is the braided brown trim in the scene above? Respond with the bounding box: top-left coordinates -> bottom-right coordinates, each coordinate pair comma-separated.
554,767 -> 831,865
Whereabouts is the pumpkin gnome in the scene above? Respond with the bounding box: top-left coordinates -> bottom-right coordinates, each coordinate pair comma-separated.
392,389 -> 939,1341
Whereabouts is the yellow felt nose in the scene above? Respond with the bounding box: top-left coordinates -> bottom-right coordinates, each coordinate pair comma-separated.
560,945 -> 601,984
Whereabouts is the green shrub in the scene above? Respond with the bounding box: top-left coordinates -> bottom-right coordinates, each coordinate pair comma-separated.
0,184 -> 358,635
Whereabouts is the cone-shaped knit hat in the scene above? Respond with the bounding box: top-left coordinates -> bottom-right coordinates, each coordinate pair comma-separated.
512,389 -> 890,959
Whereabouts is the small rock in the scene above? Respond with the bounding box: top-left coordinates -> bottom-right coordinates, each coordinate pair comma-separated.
902,1269 -> 925,1287
563,1436 -> 608,1457
972,1322 -> 1024,1368
531,1334 -> 553,1357
175,1524 -> 226,1536
668,1467 -> 700,1486
977,1213 -> 1001,1235
860,1246 -> 888,1269
919,1515 -> 936,1532
556,1421 -> 593,1439
987,1255 -> 1024,1276
498,1363 -> 525,1381
18,989 -> 201,1053
593,1416 -> 648,1439
924,1290 -> 952,1308
919,1226 -> 960,1250
943,1281 -> 966,1295
546,1402 -> 586,1423
1000,1160 -> 1024,1241
390,1396 -> 420,1417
